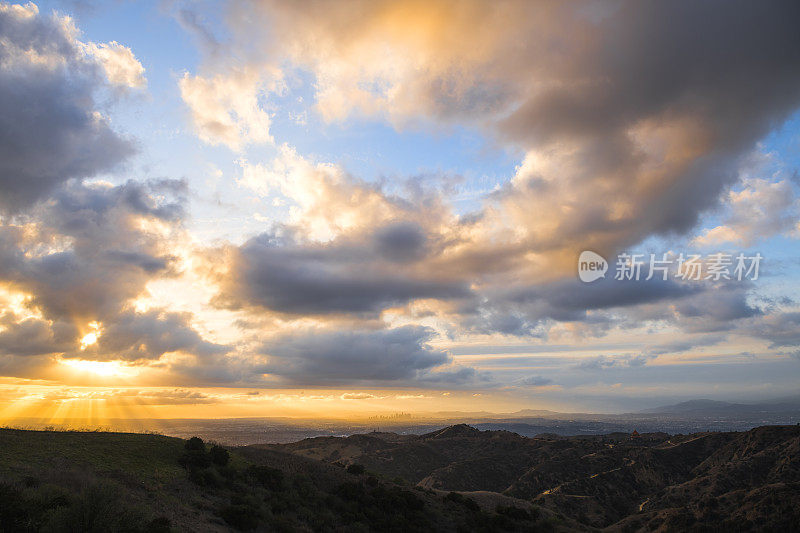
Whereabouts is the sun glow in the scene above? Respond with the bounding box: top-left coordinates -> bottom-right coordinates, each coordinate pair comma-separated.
79,321 -> 102,350
60,359 -> 139,378
80,332 -> 98,348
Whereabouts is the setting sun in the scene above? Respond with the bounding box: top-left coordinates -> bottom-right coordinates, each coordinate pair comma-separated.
79,332 -> 98,349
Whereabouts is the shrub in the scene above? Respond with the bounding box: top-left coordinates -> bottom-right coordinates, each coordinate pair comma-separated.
220,504 -> 261,531
246,465 -> 284,491
209,445 -> 230,466
146,516 -> 172,533
445,491 -> 480,512
189,466 -> 223,488
496,505 -> 531,521
42,482 -> 147,533
0,482 -> 32,531
184,436 -> 205,451
346,464 -> 365,475
178,450 -> 211,469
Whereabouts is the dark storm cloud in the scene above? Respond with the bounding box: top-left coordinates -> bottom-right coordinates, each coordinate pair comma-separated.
0,3 -> 134,211
216,230 -> 469,316
259,326 -> 450,384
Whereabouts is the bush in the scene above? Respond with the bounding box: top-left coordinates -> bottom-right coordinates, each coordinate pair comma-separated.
189,466 -> 223,488
246,465 -> 284,491
145,516 -> 172,533
210,445 -> 230,466
496,505 -> 530,520
444,491 -> 480,511
178,449 -> 211,469
0,482 -> 33,531
346,464 -> 365,475
220,504 -> 261,531
184,436 -> 205,451
42,482 -> 147,533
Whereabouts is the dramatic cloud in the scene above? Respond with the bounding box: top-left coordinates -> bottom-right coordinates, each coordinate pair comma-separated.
0,2 -> 144,210
82,310 -> 229,362
212,229 -> 470,316
0,180 -> 183,321
236,145 -> 452,241
260,326 -> 451,384
200,0 -> 800,264
1,0 -> 798,403
0,179 -> 227,366
0,312 -> 75,356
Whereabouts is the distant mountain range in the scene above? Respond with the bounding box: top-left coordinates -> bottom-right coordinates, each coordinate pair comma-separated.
637,397 -> 800,416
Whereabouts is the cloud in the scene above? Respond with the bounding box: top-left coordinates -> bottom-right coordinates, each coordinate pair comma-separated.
743,312 -> 800,348
459,276 -> 698,337
0,312 -> 76,356
373,222 -> 428,263
693,177 -> 799,247
0,2 -> 144,211
80,309 -> 229,362
179,67 -> 277,151
236,145 -> 448,241
0,180 -> 184,322
574,354 -> 652,370
0,179 -> 227,367
36,387 -> 217,406
211,228 -> 469,316
418,365 -> 491,385
259,325 -> 451,384
518,375 -> 553,387
81,40 -> 146,89
201,0 -> 800,268
341,392 -> 379,400
669,284 -> 762,333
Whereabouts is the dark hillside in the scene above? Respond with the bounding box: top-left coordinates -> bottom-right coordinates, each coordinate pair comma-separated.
0,428 -> 561,532
262,424 -> 800,531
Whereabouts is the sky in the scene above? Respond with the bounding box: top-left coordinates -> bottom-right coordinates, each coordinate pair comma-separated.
1,0 -> 799,423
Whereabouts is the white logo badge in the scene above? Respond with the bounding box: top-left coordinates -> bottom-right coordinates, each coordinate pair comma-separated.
578,251 -> 607,283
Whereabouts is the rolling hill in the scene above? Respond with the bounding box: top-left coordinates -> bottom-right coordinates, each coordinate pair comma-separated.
0,427 -> 563,532
260,424 -> 800,531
